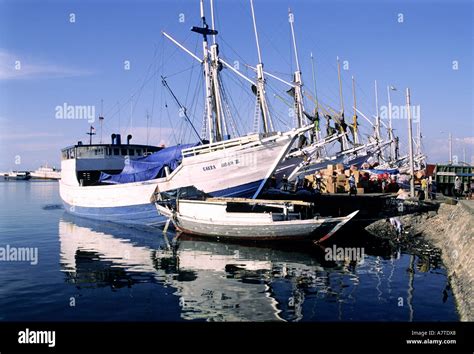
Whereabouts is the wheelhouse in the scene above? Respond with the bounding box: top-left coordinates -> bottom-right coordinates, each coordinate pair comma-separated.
61,134 -> 163,186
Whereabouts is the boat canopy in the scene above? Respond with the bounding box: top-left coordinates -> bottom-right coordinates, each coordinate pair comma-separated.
157,185 -> 210,201
99,143 -> 199,184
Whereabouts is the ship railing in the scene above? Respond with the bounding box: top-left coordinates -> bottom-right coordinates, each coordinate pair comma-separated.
181,133 -> 264,158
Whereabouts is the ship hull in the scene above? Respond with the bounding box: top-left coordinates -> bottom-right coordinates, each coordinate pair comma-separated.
3,173 -> 31,181
62,179 -> 263,227
30,173 -> 61,180
60,131 -> 300,226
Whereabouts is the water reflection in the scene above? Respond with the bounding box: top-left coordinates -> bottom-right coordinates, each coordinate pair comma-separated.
58,215 -> 457,322
59,217 -> 179,290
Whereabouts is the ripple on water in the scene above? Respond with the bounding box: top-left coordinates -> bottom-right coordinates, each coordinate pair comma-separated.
42,204 -> 64,210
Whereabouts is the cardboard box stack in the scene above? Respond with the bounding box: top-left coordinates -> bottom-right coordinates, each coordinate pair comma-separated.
336,173 -> 347,193
305,164 -> 367,194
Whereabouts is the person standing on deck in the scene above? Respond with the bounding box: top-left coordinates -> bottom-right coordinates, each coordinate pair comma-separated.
282,174 -> 289,191
308,110 -> 320,145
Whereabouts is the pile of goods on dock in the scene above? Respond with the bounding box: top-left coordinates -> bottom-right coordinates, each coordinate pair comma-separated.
303,163 -> 361,194
303,163 -> 400,194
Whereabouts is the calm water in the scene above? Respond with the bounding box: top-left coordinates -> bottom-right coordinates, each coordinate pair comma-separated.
0,181 -> 459,321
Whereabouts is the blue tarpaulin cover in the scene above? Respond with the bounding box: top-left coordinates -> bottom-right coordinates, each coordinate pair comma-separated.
99,143 -> 198,184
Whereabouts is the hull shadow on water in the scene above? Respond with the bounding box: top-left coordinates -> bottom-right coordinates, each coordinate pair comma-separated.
58,213 -> 459,322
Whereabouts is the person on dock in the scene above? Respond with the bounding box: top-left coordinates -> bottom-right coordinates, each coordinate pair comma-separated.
282,174 -> 289,191
463,181 -> 469,199
454,176 -> 462,199
386,217 -> 403,240
315,172 -> 322,191
426,176 -> 432,200
348,173 -> 357,196
421,177 -> 428,200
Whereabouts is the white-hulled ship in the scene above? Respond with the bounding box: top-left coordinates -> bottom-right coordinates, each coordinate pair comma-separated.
60,135 -> 163,226
2,171 -> 31,180
60,130 -> 305,227
30,165 -> 61,180
59,0 -> 310,226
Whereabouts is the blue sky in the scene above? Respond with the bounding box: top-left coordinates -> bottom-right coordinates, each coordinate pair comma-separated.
0,0 -> 472,170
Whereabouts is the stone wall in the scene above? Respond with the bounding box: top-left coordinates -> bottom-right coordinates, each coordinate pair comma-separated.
420,201 -> 473,321
366,200 -> 474,321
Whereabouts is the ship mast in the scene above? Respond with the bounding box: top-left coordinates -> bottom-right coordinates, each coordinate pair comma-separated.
310,52 -> 322,144
387,85 -> 396,161
250,0 -> 273,133
163,0 -> 257,142
337,56 -> 344,119
86,126 -> 95,145
374,80 -> 385,163
210,0 -> 216,44
288,9 -> 305,129
99,99 -> 104,144
416,111 -> 422,156
191,0 -> 219,143
336,56 -> 349,150
351,75 -> 359,145
208,0 -> 229,141
406,88 -> 415,198
374,80 -> 381,142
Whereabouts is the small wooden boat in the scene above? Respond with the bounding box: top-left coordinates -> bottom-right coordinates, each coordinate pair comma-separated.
155,187 -> 358,242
